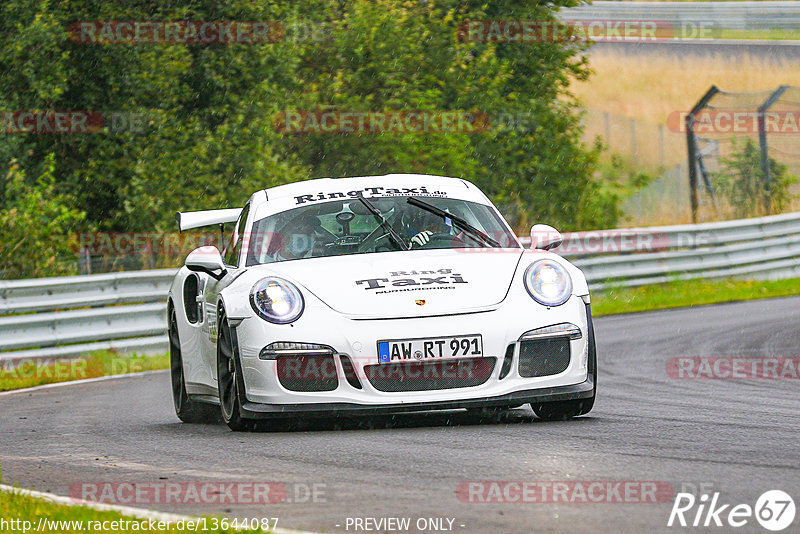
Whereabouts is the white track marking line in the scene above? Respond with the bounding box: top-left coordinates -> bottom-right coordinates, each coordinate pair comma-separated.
0,484 -> 321,534
0,369 -> 168,397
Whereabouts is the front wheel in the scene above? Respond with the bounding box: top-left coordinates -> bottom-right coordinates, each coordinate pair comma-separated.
217,310 -> 253,431
531,399 -> 591,420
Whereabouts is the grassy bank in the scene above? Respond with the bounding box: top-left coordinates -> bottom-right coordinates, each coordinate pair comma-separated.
719,28 -> 800,40
0,488 -> 268,533
0,351 -> 169,392
591,277 -> 800,316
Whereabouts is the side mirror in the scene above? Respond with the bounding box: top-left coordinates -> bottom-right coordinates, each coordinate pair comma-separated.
185,246 -> 227,280
530,224 -> 563,251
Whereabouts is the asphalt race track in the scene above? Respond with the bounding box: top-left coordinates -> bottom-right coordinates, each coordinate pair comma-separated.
1,296 -> 799,533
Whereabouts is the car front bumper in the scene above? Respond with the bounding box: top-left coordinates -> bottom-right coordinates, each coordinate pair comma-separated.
239,375 -> 594,417
233,292 -> 592,416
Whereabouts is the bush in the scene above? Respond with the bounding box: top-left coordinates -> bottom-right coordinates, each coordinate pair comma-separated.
0,154 -> 85,279
713,139 -> 797,218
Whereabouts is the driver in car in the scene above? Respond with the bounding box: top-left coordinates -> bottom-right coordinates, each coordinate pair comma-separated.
272,215 -> 325,261
401,207 -> 458,248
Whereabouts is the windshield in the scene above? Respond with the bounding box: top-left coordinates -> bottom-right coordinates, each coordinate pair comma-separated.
245,196 -> 519,266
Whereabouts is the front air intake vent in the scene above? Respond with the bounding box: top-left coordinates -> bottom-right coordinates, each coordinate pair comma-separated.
518,338 -> 570,378
276,355 -> 338,392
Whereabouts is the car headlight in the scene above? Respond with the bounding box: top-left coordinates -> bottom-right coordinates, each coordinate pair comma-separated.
250,277 -> 304,324
524,259 -> 573,307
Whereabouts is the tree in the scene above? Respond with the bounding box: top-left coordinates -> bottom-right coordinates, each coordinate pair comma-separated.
0,154 -> 85,278
1,0 -> 622,274
282,0 -> 605,231
0,0 -> 310,232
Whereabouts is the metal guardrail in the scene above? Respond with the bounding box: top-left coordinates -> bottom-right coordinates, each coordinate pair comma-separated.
562,1 -> 800,30
540,211 -> 800,289
0,270 -> 175,360
2,212 -> 799,360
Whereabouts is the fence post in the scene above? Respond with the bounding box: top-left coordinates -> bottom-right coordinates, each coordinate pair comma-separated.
686,85 -> 720,224
757,85 -> 789,215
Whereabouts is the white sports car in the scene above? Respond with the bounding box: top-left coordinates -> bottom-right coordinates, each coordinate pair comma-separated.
168,174 -> 596,430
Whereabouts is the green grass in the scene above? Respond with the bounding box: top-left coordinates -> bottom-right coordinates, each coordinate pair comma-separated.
0,489 -> 270,533
716,28 -> 800,41
591,277 -> 800,317
0,350 -> 169,392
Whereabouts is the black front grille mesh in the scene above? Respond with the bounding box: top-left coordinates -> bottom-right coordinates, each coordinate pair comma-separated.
518,338 -> 571,378
364,357 -> 495,392
276,355 -> 339,392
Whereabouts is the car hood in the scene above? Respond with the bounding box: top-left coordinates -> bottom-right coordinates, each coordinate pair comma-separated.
257,248 -> 525,318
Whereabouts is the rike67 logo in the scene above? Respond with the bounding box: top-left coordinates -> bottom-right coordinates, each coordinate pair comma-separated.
668,490 -> 795,531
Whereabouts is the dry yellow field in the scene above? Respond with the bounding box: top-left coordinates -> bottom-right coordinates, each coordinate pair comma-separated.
571,48 -> 800,225
572,49 -> 800,125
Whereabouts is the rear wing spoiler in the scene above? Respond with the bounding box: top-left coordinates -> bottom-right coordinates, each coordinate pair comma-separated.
176,208 -> 242,232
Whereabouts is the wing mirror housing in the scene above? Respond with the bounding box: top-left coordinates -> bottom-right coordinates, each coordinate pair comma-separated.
185,246 -> 227,280
530,224 -> 563,251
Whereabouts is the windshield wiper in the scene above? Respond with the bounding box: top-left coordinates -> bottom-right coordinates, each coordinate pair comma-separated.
357,194 -> 409,251
406,197 -> 501,248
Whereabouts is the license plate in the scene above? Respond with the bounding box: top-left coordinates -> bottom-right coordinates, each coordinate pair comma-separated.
377,334 -> 483,364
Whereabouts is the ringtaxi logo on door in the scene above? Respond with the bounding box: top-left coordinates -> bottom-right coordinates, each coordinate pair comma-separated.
668,490 -> 795,531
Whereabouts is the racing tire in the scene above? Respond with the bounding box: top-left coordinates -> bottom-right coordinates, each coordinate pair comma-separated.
169,307 -> 218,424
217,309 -> 253,431
531,304 -> 597,420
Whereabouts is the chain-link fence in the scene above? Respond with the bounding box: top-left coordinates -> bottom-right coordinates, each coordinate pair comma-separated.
584,87 -> 800,227
583,108 -> 685,171
620,163 -> 691,227
685,85 -> 800,222
582,108 -> 691,225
